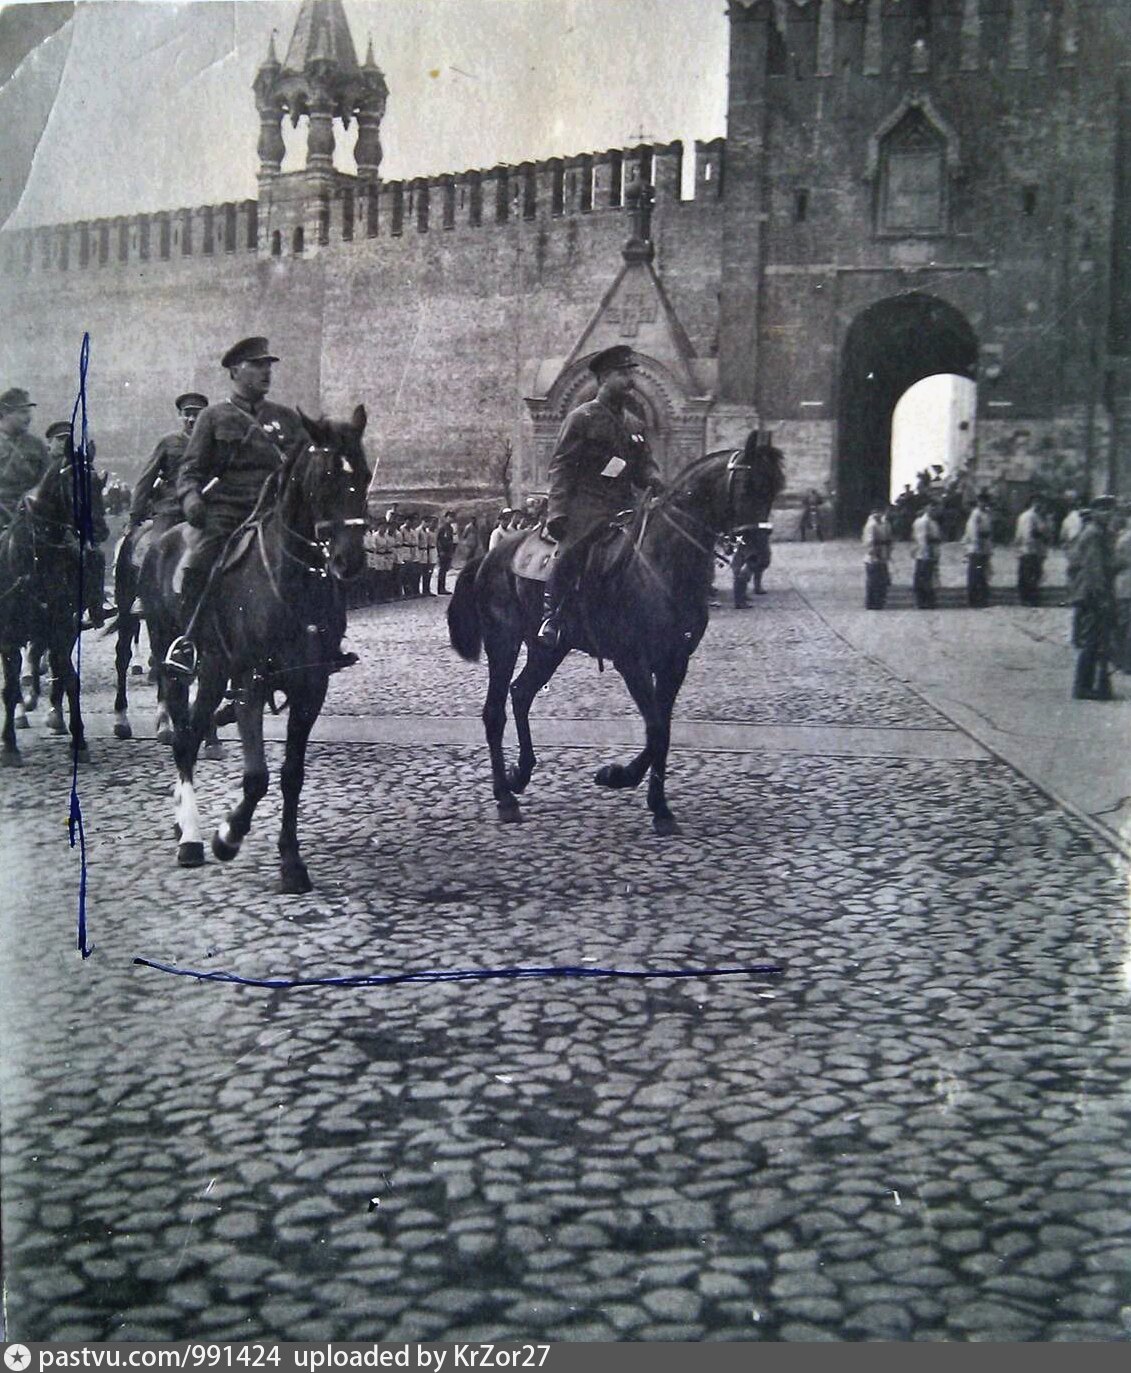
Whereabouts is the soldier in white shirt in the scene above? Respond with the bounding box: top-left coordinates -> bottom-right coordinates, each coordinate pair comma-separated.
911,502 -> 943,609
1014,496 -> 1049,606
862,503 -> 894,609
963,491 -> 995,608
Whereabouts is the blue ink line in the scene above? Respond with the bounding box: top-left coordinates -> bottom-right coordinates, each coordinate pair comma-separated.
69,332 -> 93,959
133,957 -> 785,990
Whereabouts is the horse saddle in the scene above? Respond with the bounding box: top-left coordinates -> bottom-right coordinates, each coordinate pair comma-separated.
512,520 -> 635,587
511,527 -> 562,584
170,521 -> 257,596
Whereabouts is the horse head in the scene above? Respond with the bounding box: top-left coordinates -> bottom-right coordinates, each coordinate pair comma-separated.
723,429 -> 785,537
291,405 -> 372,583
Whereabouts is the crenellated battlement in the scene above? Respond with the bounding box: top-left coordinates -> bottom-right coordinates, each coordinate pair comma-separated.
0,138 -> 726,276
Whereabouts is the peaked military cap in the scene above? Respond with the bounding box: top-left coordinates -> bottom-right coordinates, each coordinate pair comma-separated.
588,345 -> 639,378
175,392 -> 209,412
1090,494 -> 1117,512
0,387 -> 35,412
220,337 -> 279,369
45,420 -> 72,440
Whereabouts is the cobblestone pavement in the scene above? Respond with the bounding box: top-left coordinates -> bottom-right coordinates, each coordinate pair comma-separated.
2,562 -> 1130,1342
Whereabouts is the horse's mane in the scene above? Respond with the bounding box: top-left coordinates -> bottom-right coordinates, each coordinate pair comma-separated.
655,442 -> 785,510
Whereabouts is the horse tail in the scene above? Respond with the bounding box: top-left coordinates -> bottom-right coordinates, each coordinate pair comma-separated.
447,557 -> 484,661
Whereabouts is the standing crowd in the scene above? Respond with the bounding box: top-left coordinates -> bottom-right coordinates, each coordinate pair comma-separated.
861,486 -> 1131,700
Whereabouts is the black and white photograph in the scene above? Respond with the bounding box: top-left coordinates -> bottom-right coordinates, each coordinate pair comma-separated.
1,0 -> 1130,1345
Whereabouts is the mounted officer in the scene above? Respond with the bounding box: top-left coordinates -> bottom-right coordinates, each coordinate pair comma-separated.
163,337 -> 310,677
0,387 -> 52,533
43,418 -> 112,627
537,345 -> 663,647
129,391 -> 208,536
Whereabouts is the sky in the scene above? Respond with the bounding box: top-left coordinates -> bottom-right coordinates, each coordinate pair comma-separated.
0,0 -> 730,228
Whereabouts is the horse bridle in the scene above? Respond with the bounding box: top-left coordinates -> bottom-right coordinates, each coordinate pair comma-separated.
271,443 -> 367,584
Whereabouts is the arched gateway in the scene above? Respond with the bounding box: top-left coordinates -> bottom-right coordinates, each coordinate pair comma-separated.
836,293 -> 978,534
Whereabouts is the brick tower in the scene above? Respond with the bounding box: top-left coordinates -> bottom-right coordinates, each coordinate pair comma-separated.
254,0 -> 387,259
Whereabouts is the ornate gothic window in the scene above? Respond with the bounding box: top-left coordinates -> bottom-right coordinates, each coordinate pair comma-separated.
879,109 -> 945,233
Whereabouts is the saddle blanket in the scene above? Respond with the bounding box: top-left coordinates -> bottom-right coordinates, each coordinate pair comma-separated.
511,528 -> 561,583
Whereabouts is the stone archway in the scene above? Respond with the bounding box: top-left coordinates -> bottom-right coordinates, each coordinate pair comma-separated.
525,353 -> 709,494
836,293 -> 978,534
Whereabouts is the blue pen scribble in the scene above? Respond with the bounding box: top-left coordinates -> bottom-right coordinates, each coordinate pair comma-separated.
133,958 -> 785,990
69,332 -> 93,958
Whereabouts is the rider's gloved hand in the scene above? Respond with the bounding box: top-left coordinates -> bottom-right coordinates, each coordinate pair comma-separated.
546,515 -> 568,543
183,493 -> 207,528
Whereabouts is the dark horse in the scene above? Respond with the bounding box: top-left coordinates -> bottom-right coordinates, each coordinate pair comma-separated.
110,523 -> 224,757
138,406 -> 370,892
447,436 -> 785,833
1,452 -> 94,765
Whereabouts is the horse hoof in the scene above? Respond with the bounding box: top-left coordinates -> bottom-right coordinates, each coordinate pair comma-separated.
212,831 -> 240,862
113,721 -> 133,741
14,712 -> 28,730
594,764 -> 632,789
653,815 -> 680,837
1,750 -> 23,768
497,802 -> 523,823
156,726 -> 174,746
202,742 -> 225,762
278,866 -> 313,895
21,695 -> 38,713
505,768 -> 531,794
46,710 -> 65,734
177,841 -> 205,868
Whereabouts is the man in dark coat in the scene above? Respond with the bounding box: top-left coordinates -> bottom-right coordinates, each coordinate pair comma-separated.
0,387 -> 51,531
129,391 -> 208,535
537,345 -> 662,647
1068,496 -> 1119,700
164,337 -> 309,677
435,510 -> 456,594
44,420 -> 112,627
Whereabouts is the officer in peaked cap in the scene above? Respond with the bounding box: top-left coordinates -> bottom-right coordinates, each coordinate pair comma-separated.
164,336 -> 308,676
536,344 -> 663,647
1067,493 -> 1120,700
41,418 -> 112,627
129,391 -> 209,534
0,387 -> 51,532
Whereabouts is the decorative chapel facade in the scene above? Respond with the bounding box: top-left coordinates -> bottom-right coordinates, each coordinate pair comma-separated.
2,0 -> 1129,532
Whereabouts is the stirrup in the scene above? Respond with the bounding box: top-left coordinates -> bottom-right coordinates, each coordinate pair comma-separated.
163,636 -> 198,680
536,615 -> 560,648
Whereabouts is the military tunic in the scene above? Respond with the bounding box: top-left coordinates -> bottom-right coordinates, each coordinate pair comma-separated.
131,430 -> 190,528
545,399 -> 660,547
176,395 -> 306,551
0,431 -> 51,530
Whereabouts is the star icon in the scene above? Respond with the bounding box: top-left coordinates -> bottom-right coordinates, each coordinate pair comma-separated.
4,1346 -> 32,1372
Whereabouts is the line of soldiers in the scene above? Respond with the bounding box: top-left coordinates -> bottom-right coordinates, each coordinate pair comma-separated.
863,490 -> 1058,612
0,386 -> 110,627
361,512 -> 455,602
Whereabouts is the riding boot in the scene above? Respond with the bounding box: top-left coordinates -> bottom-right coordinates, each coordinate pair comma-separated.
164,566 -> 208,679
1095,663 -> 1115,701
537,587 -> 561,648
1073,650 -> 1098,699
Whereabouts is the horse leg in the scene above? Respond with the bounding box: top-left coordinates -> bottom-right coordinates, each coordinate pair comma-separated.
602,654 -> 682,834
2,647 -> 24,765
642,658 -> 690,836
170,661 -> 225,867
113,613 -> 135,739
506,643 -> 566,794
212,681 -> 268,865
482,629 -> 523,821
50,643 -> 88,763
20,643 -> 39,712
276,683 -> 326,894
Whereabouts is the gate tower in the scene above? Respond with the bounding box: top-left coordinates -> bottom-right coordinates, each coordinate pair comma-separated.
722,0 -> 1131,531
